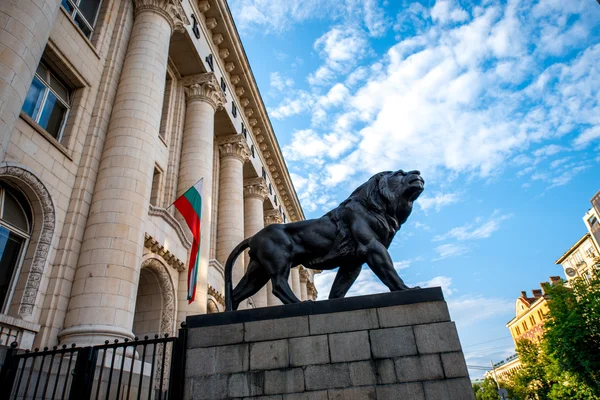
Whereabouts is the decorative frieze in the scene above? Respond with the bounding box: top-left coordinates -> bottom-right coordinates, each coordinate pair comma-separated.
225,62 -> 235,72
264,209 -> 283,225
144,233 -> 186,271
217,134 -> 251,163
249,118 -> 257,127
230,75 -> 240,85
245,108 -> 254,117
240,97 -> 250,107
205,17 -> 217,29
198,0 -> 210,12
235,87 -> 245,97
219,48 -> 230,59
181,73 -> 226,110
244,177 -> 268,200
133,0 -> 190,33
208,284 -> 225,306
213,33 -> 224,45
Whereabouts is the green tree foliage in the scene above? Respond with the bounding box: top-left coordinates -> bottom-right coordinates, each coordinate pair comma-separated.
511,339 -> 552,399
543,275 -> 600,397
473,377 -> 504,400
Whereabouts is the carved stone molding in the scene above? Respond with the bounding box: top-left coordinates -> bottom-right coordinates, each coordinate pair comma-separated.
219,48 -> 229,59
181,73 -> 225,110
245,108 -> 253,117
244,177 -> 268,200
213,33 -> 223,45
141,256 -> 176,335
144,233 -> 186,271
0,164 -> 55,317
225,62 -> 235,72
307,281 -> 318,299
249,118 -> 257,127
299,268 -> 309,283
133,0 -> 190,33
208,284 -> 225,306
216,134 -> 251,163
205,17 -> 217,29
198,0 -> 210,12
235,87 -> 244,97
264,209 -> 283,225
230,75 -> 240,85
240,97 -> 249,107
148,204 -> 192,249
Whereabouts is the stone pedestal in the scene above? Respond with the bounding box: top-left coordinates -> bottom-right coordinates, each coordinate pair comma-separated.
184,288 -> 474,400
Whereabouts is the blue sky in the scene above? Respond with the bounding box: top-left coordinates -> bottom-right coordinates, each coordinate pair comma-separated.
229,0 -> 600,378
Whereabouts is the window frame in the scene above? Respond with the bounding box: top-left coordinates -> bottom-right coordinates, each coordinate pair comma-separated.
61,0 -> 103,39
0,186 -> 32,314
24,62 -> 72,142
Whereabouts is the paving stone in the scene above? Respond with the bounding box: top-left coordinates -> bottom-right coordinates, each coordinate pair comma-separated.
328,386 -> 376,400
245,317 -> 309,341
309,309 -> 379,334
250,339 -> 289,370
374,359 -> 397,384
186,347 -> 216,377
413,322 -> 461,354
423,378 -> 475,400
441,352 -> 469,378
376,382 -> 425,400
377,302 -> 450,328
394,354 -> 444,382
329,331 -> 371,362
369,327 -> 417,358
187,323 -> 244,348
264,368 -> 305,395
282,391 -> 328,400
349,360 -> 376,386
190,374 -> 228,400
304,363 -> 351,391
229,372 -> 264,398
289,335 -> 329,366
215,344 -> 249,374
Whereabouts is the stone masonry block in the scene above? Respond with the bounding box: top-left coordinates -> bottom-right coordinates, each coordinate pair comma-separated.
377,301 -> 450,328
188,323 -> 244,348
282,391 -> 328,400
394,354 -> 444,383
245,317 -> 308,342
190,374 -> 228,400
186,347 -> 216,377
304,364 -> 351,391
374,359 -> 397,384
309,309 -> 379,335
349,361 -> 376,386
376,382 -> 425,400
241,396 -> 282,400
329,331 -> 371,363
413,322 -> 461,354
328,386 -> 376,400
423,378 -> 475,400
228,371 -> 264,398
250,340 -> 289,370
369,327 -> 417,358
441,352 -> 469,378
264,368 -> 305,395
288,335 -> 329,367
215,344 -> 249,374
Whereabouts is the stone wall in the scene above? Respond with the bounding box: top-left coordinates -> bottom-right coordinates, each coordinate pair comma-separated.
184,287 -> 474,400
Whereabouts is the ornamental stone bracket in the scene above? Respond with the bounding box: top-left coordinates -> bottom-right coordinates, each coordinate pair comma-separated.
181,73 -> 226,110
133,0 -> 190,33
208,284 -> 225,306
244,177 -> 268,200
264,209 -> 283,225
216,134 -> 251,163
144,233 -> 186,271
307,281 -> 318,299
299,268 -> 309,283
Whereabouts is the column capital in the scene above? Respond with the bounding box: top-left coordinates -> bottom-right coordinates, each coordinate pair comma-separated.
264,209 -> 283,225
181,73 -> 226,110
299,268 -> 309,283
133,0 -> 190,33
244,177 -> 268,200
217,134 -> 250,163
307,281 -> 317,299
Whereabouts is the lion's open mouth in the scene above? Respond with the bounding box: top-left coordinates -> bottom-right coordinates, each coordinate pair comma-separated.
409,176 -> 424,186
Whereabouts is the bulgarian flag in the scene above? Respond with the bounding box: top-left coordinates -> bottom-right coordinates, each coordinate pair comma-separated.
173,178 -> 203,304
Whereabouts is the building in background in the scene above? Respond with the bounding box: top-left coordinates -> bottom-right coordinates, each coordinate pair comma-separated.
0,0 -> 317,350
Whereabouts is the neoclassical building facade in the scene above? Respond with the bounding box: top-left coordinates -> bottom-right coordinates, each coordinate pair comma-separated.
0,0 -> 318,350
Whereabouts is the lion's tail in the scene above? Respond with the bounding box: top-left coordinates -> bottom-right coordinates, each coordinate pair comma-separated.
225,238 -> 251,311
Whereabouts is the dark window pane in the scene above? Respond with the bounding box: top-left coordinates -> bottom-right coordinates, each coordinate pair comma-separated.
49,74 -> 69,103
78,0 -> 101,27
22,77 -> 46,119
0,227 -> 24,309
39,92 -> 67,139
3,192 -> 29,232
74,12 -> 92,37
61,0 -> 74,14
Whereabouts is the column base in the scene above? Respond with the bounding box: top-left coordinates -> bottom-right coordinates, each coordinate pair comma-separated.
58,324 -> 135,347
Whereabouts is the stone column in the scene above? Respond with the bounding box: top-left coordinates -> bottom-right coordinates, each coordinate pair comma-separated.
291,268 -> 301,299
216,135 -> 250,288
177,73 -> 224,317
59,0 -> 188,346
299,269 -> 309,301
264,209 -> 283,306
0,0 -> 63,159
243,178 -> 268,307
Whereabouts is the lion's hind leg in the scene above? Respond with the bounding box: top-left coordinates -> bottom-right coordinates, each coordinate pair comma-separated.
329,263 -> 362,299
231,259 -> 270,310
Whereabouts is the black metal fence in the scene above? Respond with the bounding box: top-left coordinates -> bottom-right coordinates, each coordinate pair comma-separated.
0,324 -> 187,400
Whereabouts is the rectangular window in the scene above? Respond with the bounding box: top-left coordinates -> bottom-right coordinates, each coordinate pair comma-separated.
274,195 -> 277,205
61,0 -> 102,39
220,77 -> 226,93
150,166 -> 163,207
262,167 -> 266,180
232,102 -> 237,118
158,77 -> 172,141
191,14 -> 201,39
22,62 -> 71,141
523,321 -> 528,331
537,310 -> 543,321
573,251 -> 584,265
242,123 -> 247,138
530,315 -> 536,326
251,144 -> 255,158
206,54 -> 214,71
515,326 -> 521,336
268,183 -> 272,195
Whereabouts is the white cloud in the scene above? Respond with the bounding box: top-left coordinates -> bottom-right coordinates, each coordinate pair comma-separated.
533,144 -> 567,158
433,212 -> 513,242
574,126 -> 600,148
417,275 -> 454,295
417,192 -> 461,212
269,91 -> 316,119
448,296 -> 513,328
434,243 -> 469,260
270,72 -> 294,92
431,0 -> 469,25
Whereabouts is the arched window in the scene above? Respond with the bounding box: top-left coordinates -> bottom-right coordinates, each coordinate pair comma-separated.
0,183 -> 32,313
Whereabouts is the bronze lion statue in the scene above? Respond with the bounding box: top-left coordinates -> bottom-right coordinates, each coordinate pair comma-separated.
224,169 -> 424,311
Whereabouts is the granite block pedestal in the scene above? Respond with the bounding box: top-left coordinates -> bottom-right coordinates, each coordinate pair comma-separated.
185,287 -> 474,400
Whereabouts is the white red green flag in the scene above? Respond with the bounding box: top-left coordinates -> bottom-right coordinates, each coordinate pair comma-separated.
173,178 -> 203,304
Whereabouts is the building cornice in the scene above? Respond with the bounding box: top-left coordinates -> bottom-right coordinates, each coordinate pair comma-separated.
555,233 -> 591,264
